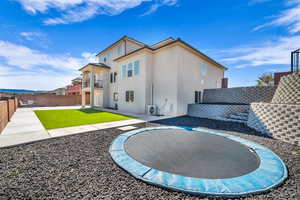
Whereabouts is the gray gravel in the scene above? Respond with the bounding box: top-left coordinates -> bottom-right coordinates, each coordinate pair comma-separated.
0,116 -> 299,200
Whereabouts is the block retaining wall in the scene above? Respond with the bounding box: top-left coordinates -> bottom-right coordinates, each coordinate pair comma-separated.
188,104 -> 249,120
203,86 -> 277,104
247,103 -> 300,146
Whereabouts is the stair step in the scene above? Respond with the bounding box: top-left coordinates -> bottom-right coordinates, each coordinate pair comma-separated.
235,112 -> 249,117
229,115 -> 248,120
216,117 -> 247,124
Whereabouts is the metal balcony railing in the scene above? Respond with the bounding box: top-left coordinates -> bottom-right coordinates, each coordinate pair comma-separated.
83,80 -> 103,89
291,49 -> 300,73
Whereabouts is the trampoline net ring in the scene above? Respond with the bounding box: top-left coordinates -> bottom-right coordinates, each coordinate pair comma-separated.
109,126 -> 288,197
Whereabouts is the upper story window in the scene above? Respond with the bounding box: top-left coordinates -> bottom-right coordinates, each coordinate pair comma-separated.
200,62 -> 207,76
122,65 -> 127,78
103,53 -> 110,64
110,72 -> 117,83
121,60 -> 140,78
117,45 -> 123,56
127,63 -> 133,77
134,60 -> 140,76
114,72 -> 117,82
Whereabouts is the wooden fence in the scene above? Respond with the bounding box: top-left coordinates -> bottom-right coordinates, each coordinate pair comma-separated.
0,98 -> 18,134
16,94 -> 90,107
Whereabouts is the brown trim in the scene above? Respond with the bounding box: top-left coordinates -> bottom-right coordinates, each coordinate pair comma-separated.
150,37 -> 175,47
114,38 -> 227,70
125,40 -> 127,54
78,63 -> 111,71
95,36 -> 145,56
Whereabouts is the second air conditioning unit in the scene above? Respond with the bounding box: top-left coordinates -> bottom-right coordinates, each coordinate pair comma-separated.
147,105 -> 157,116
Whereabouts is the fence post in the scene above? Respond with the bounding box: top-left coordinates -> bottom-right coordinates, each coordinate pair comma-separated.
6,99 -> 10,122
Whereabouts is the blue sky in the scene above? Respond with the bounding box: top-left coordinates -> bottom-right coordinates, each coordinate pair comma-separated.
0,0 -> 299,90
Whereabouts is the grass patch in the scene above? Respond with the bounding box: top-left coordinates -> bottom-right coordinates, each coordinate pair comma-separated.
34,108 -> 134,130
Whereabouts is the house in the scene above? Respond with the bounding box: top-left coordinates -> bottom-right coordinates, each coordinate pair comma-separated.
65,77 -> 82,96
52,87 -> 66,96
79,36 -> 227,116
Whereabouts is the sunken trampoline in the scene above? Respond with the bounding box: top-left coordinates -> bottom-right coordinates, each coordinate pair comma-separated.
109,127 -> 288,197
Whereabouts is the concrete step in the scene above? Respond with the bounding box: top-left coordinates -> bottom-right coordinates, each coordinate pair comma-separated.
228,115 -> 248,121
216,117 -> 247,124
235,112 -> 249,117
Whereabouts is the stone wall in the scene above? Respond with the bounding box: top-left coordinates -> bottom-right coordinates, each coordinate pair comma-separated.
247,103 -> 300,146
188,104 -> 249,120
271,72 -> 300,104
203,86 -> 277,104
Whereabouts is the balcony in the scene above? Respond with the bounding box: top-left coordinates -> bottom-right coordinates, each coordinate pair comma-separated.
83,80 -> 104,89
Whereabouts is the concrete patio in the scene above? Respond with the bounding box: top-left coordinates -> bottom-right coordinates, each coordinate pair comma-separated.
0,106 -> 175,148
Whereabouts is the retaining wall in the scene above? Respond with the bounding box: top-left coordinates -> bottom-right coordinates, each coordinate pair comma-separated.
248,103 -> 300,146
203,86 -> 277,104
188,104 -> 249,120
271,72 -> 300,104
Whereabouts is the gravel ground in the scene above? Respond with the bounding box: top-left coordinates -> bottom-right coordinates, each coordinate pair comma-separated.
0,116 -> 299,200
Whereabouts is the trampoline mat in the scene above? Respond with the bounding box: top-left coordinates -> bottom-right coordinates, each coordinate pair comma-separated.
125,129 -> 260,179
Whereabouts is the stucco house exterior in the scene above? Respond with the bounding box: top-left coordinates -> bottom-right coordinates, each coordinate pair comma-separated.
79,36 -> 227,116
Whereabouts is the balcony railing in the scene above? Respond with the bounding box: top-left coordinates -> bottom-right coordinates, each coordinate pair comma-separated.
83,80 -> 103,89
291,49 -> 300,73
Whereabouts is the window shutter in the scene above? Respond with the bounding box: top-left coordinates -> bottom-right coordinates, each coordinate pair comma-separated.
125,91 -> 129,102
122,65 -> 127,78
134,60 -> 140,76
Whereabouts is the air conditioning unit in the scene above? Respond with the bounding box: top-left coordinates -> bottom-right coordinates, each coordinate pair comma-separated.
147,105 -> 157,116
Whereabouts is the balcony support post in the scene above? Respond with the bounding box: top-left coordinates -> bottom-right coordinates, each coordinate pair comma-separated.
90,68 -> 95,107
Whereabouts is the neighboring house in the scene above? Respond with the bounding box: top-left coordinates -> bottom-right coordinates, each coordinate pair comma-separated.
53,87 -> 66,96
65,77 -> 82,96
79,36 -> 227,115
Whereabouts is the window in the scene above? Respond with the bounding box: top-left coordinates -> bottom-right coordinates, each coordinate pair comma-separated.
134,60 -> 140,76
104,53 -> 110,64
125,91 -> 134,102
117,45 -> 122,56
127,63 -> 133,77
200,63 -> 207,76
110,73 -> 113,83
122,65 -> 127,78
195,91 -> 201,104
114,72 -> 117,82
113,93 -> 118,101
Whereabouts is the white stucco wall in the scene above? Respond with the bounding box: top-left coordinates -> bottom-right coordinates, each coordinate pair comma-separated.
93,40 -> 225,115
117,53 -> 148,113
176,46 -> 224,115
152,46 -> 179,115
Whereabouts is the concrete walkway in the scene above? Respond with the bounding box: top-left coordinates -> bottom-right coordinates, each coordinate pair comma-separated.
0,106 -> 176,148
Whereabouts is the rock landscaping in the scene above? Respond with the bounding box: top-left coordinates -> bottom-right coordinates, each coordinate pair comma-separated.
0,116 -> 299,200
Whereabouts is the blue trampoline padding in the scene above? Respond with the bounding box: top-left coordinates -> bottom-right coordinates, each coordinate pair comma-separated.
109,126 -> 288,197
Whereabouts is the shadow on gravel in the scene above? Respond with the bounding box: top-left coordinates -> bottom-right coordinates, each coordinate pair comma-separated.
151,116 -> 270,138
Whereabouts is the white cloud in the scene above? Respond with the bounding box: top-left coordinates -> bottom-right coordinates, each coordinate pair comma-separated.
14,0 -> 178,25
20,32 -> 42,41
254,0 -> 300,33
221,35 -> 300,68
0,40 -> 88,70
0,41 -> 95,90
141,0 -> 177,16
0,70 -> 77,90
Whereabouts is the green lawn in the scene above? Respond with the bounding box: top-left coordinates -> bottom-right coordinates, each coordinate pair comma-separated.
34,109 -> 134,130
